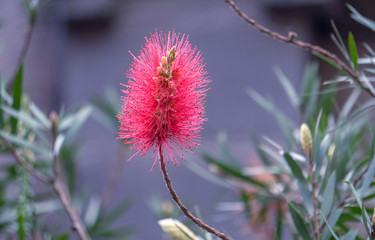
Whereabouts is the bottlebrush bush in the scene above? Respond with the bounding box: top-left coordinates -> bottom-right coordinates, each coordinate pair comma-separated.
2,1 -> 375,240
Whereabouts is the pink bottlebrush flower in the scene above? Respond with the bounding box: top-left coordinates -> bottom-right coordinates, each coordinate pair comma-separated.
118,31 -> 209,169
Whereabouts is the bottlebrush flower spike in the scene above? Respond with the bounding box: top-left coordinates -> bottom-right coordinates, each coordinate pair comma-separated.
118,31 -> 209,170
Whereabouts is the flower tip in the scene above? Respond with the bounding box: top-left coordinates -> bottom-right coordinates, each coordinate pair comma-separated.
300,123 -> 312,157
158,218 -> 198,240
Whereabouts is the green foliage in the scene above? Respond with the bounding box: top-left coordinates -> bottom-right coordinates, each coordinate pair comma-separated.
193,56 -> 375,239
0,77 -> 133,238
11,64 -> 23,135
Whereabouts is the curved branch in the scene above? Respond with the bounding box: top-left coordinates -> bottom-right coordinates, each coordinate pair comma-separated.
224,0 -> 375,98
159,147 -> 231,240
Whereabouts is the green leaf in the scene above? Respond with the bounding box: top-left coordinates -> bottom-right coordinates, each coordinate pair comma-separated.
186,161 -> 231,189
360,154 -> 375,198
17,207 -> 25,240
321,172 -> 336,217
347,4 -> 375,32
273,227 -> 280,240
330,21 -> 350,61
288,201 -> 311,240
341,229 -> 358,240
90,88 -> 120,131
251,134 -> 271,166
348,32 -> 358,71
297,181 -> 314,216
274,204 -> 283,240
248,89 -> 295,148
0,80 -> 4,128
60,105 -> 92,145
313,52 -> 346,74
51,233 -> 70,240
203,153 -> 268,189
29,103 -> 50,129
283,153 -> 305,182
321,208 -> 342,240
365,68 -> 375,75
345,181 -> 371,237
273,66 -> 299,109
300,62 -> 320,122
321,211 -> 340,240
0,130 -> 48,155
11,64 -> 23,134
1,105 -> 43,130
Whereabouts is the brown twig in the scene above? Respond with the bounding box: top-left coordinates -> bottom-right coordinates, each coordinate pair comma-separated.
49,112 -> 91,240
6,20 -> 35,92
308,157 -> 320,240
51,177 -> 90,240
159,146 -> 231,240
224,0 -> 375,98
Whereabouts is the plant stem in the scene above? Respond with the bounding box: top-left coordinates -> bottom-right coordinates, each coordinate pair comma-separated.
224,0 -> 375,98
309,158 -> 320,240
51,177 -> 91,240
159,146 -> 231,240
7,21 -> 35,92
49,112 -> 91,240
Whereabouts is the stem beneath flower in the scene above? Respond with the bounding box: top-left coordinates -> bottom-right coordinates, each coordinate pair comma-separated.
159,146 -> 231,240
309,156 -> 320,240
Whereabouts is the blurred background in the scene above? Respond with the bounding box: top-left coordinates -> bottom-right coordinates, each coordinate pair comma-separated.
1,0 -> 375,239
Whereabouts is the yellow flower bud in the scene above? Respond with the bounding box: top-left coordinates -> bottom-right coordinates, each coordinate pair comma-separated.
158,218 -> 198,240
161,56 -> 168,65
300,123 -> 312,158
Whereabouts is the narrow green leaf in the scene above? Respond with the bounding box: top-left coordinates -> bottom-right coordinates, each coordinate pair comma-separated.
348,32 -> 358,71
273,66 -> 299,108
288,201 -> 311,240
186,161 -> 231,189
61,105 -> 92,145
0,80 -> 4,128
274,204 -> 283,240
313,52 -> 346,74
273,227 -> 280,240
365,68 -> 375,75
248,89 -> 294,148
331,21 -> 350,60
347,4 -> 375,32
345,181 -> 371,237
11,64 -> 23,134
283,153 -> 305,182
321,172 -> 336,217
1,105 -> 43,130
297,181 -> 313,216
360,154 -> 375,198
203,153 -> 268,189
29,103 -> 50,129
17,207 -> 25,240
321,211 -> 340,240
341,229 -> 358,240
321,208 -> 342,240
52,233 -> 70,240
364,43 -> 375,57
0,131 -> 48,155
300,62 -> 320,122
251,134 -> 271,166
